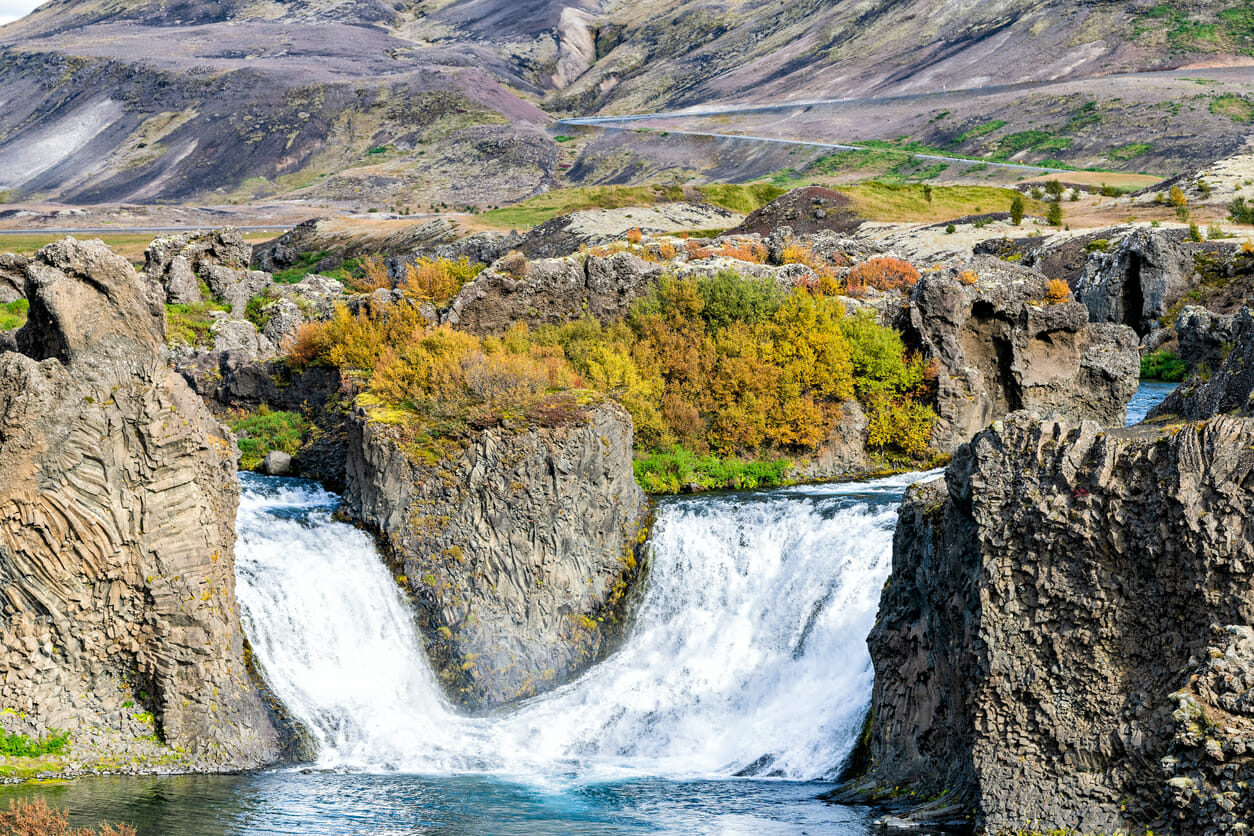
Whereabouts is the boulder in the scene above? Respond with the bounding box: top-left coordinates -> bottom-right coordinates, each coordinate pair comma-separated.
444,252 -> 662,335
201,264 -> 273,312
0,238 -> 280,771
343,400 -> 648,710
262,450 -> 293,476
902,256 -> 1139,451
848,408 -> 1254,833
0,253 -> 29,303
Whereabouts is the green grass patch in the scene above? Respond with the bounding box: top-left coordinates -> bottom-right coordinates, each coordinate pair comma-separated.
634,447 -> 792,493
477,183 -> 782,229
1109,142 -> 1154,161
554,135 -> 574,143
271,250 -> 331,284
695,183 -> 786,214
165,299 -> 230,348
230,406 -> 311,471
0,729 -> 69,758
1211,94 -> 1254,123
953,120 -> 1007,144
838,182 -> 1047,222
1141,349 -> 1188,382
1137,3 -> 1254,54
0,299 -> 28,331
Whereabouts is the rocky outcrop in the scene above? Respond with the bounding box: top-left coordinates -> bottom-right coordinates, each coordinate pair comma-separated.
0,253 -> 28,304
143,229 -> 252,305
850,408 -> 1254,833
343,400 -> 648,710
902,256 -> 1140,451
1152,306 -> 1254,421
1071,228 -> 1198,336
1173,304 -> 1238,376
443,252 -> 663,336
786,400 -> 870,482
0,238 -> 280,772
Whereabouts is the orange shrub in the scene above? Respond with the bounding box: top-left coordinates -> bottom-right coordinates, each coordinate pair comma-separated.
957,269 -> 978,285
0,798 -> 135,836
626,227 -> 643,245
1044,278 -> 1071,304
344,255 -> 394,293
845,257 -> 921,293
1243,239 -> 1253,255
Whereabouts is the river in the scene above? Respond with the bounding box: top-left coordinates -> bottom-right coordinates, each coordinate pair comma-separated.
0,382 -> 1174,834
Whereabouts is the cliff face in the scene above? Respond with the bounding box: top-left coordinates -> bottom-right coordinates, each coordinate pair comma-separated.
0,238 -> 280,771
855,409 -> 1254,833
902,257 -> 1140,452
343,399 -> 647,710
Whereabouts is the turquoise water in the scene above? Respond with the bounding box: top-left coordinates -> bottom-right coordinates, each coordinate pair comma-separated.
0,773 -> 873,835
1126,380 -> 1176,425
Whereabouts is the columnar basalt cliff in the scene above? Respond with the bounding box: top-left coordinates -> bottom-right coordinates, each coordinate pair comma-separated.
0,238 -> 280,772
343,400 -> 648,710
849,401 -> 1254,832
902,256 -> 1139,451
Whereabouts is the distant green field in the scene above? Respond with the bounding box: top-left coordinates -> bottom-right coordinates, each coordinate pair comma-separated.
477,183 -> 785,229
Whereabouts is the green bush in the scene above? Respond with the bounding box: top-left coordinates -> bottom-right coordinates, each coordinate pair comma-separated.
1140,349 -> 1188,381
633,447 -> 792,493
165,300 -> 229,347
0,728 -> 69,757
695,270 -> 783,329
1010,195 -> 1025,225
1229,196 -> 1254,224
0,298 -> 29,331
230,407 -> 311,471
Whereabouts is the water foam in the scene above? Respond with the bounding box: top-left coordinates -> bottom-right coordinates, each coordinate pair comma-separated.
235,472 -> 930,782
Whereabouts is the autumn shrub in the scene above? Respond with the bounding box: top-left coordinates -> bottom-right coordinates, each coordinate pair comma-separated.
956,270 -> 978,285
626,227 -> 643,245
695,270 -> 782,329
401,256 -> 482,305
342,255 -> 393,293
845,257 -> 921,293
689,240 -> 769,264
0,798 -> 135,836
1044,279 -> 1071,304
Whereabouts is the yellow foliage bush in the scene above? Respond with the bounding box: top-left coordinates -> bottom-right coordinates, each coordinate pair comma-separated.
1044,279 -> 1071,304
957,269 -> 978,286
402,256 -> 481,305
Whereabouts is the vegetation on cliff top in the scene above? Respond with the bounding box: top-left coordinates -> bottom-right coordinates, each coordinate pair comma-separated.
230,408 -> 311,471
287,262 -> 937,490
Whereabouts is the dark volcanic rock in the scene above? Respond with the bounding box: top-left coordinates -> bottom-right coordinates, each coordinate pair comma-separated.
1173,304 -> 1238,376
0,238 -> 280,771
728,187 -> 862,237
851,408 -> 1254,833
1151,306 -> 1254,421
901,256 -> 1139,451
1071,228 -> 1198,336
343,400 -> 648,710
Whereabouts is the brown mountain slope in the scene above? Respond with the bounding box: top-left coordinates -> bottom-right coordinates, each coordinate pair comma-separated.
0,0 -> 1249,205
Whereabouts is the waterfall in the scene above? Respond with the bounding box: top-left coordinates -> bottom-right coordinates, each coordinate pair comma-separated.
235,471 -> 934,783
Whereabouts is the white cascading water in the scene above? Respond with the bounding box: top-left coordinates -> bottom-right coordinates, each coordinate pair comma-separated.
235,470 -> 935,783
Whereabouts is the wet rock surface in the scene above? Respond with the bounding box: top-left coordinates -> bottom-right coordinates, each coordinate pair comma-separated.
343,401 -> 647,710
0,238 -> 281,774
901,255 -> 1139,451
